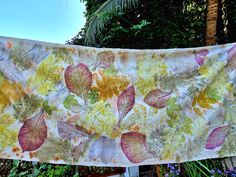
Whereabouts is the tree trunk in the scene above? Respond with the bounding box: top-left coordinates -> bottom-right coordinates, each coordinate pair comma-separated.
205,0 -> 219,45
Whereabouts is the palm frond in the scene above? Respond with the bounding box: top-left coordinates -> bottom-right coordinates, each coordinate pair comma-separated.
85,0 -> 139,45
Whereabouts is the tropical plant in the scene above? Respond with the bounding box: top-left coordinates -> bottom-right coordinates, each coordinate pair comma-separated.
70,0 -> 236,47
69,0 -> 208,48
84,0 -> 139,45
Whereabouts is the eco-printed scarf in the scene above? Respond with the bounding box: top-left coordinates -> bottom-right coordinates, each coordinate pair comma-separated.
0,36 -> 236,167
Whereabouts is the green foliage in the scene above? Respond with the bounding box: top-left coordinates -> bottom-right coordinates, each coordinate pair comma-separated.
69,0 -> 208,48
69,0 -> 236,48
183,160 -> 224,177
8,160 -> 79,177
84,0 -> 139,44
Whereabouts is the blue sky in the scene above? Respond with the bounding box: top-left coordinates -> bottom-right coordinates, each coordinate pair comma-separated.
0,0 -> 86,44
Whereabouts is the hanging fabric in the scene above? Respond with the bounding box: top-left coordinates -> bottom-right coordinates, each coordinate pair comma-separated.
0,36 -> 236,167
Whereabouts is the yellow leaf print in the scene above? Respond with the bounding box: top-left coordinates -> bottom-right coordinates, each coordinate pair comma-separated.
198,64 -> 208,75
27,55 -> 62,95
196,91 -> 212,109
193,107 -> 204,116
135,78 -> 156,96
82,102 -> 117,137
0,114 -> 17,148
0,79 -> 25,112
192,87 -> 220,115
92,76 -> 129,101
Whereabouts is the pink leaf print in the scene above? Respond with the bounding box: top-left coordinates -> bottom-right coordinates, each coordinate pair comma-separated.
89,136 -> 116,164
121,132 -> 153,163
18,109 -> 47,152
64,63 -> 92,97
228,45 -> 236,61
95,51 -> 115,69
117,86 -> 135,125
194,49 -> 209,66
205,125 -> 229,150
144,89 -> 172,108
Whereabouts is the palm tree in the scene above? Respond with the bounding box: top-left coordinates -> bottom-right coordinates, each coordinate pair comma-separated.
85,0 -> 138,45
85,0 -> 219,46
205,0 -> 218,45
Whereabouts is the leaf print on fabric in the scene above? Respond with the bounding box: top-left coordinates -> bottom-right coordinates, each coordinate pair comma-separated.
103,65 -> 119,77
0,43 -> 23,82
42,100 -> 57,115
18,109 -> 47,152
228,44 -> 236,61
117,86 -> 135,126
166,97 -> 182,126
218,126 -> 236,156
144,88 -> 172,108
27,44 -> 50,64
94,51 -> 115,69
37,137 -> 72,162
92,76 -> 129,101
10,45 -> 32,70
121,104 -> 147,132
0,78 -> 25,113
192,87 -> 221,116
9,44 -> 49,70
87,90 -> 99,104
135,78 -> 156,96
178,117 -> 193,135
58,122 -> 92,158
0,114 -> 17,149
137,57 -> 168,80
63,94 -> 81,113
147,127 -> 165,158
64,63 -> 92,98
89,136 -> 115,164
57,121 -> 91,144
13,95 -> 43,121
205,125 -> 229,150
121,132 -> 153,163
53,47 -> 74,64
27,55 -> 62,95
10,44 -> 49,69
194,49 -> 209,66
224,100 -> 236,123
83,102 -> 117,137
